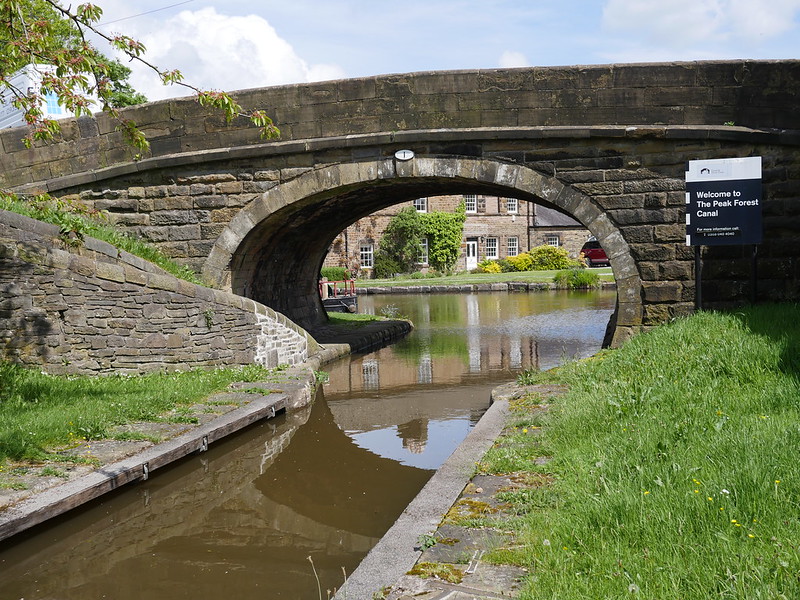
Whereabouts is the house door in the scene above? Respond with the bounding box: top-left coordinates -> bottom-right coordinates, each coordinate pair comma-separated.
466,238 -> 478,270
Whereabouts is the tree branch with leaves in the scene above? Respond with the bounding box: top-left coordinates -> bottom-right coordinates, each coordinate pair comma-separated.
0,0 -> 279,152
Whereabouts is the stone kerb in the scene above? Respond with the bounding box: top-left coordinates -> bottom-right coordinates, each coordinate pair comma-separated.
202,157 -> 644,345
0,210 -> 314,375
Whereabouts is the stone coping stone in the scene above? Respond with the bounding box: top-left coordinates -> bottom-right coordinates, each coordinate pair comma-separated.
357,281 -> 615,295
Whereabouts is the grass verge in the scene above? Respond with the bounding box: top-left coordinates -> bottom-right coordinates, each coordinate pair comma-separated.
355,268 -> 614,288
0,363 -> 285,463
483,304 -> 800,599
325,312 -> 384,326
0,194 -> 202,284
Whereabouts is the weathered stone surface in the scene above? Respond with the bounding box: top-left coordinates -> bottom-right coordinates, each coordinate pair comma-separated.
0,213 -> 311,375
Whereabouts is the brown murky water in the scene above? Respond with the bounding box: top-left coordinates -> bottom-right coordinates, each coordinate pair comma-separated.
0,290 -> 615,599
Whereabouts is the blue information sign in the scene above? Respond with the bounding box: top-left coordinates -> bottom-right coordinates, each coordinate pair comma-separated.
685,157 -> 762,246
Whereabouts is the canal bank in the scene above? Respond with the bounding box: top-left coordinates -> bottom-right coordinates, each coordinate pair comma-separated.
1,290 -> 615,598
334,381 -> 558,600
0,318 -> 412,543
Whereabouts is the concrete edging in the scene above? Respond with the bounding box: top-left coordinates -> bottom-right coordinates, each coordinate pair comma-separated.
334,394 -> 512,599
0,393 -> 290,542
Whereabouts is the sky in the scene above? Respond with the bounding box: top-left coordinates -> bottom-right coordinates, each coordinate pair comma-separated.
91,0 -> 800,102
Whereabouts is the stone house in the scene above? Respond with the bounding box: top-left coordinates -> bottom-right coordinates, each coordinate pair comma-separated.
323,194 -> 592,277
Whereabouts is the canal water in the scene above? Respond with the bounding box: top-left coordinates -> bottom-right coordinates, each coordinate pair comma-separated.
0,290 -> 615,599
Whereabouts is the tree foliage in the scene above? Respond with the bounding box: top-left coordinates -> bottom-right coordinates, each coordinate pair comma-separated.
374,206 -> 425,275
0,0 -> 279,151
420,201 -> 466,274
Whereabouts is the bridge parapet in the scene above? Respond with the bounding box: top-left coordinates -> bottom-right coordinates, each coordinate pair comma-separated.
2,60 -> 798,191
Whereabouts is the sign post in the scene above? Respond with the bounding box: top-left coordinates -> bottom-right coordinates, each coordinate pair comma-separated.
685,157 -> 762,309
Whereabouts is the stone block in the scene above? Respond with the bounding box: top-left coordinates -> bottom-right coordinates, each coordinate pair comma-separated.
150,210 -> 199,226
643,281 -> 683,303
95,261 -> 126,283
153,196 -> 193,211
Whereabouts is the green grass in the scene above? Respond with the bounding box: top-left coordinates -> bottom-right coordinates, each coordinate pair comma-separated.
356,267 -> 614,288
326,312 -> 383,325
0,363 -> 278,462
0,194 -> 202,284
487,304 -> 800,599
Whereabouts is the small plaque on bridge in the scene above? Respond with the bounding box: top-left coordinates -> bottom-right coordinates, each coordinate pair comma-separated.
685,157 -> 762,246
394,149 -> 415,161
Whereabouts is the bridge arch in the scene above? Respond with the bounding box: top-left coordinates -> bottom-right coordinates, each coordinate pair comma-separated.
202,157 -> 640,345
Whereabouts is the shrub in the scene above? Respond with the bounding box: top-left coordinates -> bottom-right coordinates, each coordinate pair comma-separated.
496,258 -> 515,272
553,268 -> 601,289
528,245 -> 577,270
320,266 -> 349,281
372,254 -> 403,279
476,259 -> 502,273
505,253 -> 534,272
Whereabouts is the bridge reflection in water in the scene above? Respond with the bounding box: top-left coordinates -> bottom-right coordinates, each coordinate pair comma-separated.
0,290 -> 615,599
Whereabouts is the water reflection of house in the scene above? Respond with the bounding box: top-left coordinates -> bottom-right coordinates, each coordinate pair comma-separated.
322,194 -> 589,276
323,337 -> 542,397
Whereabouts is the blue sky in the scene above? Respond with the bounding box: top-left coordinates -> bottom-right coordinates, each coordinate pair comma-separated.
94,0 -> 800,101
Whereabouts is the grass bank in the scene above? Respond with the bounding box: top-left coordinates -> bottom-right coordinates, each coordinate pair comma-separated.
482,304 -> 800,598
0,363 -> 284,464
355,267 -> 614,288
0,195 -> 201,284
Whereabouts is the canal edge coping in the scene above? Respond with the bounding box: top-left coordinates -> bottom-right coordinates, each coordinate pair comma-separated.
334,386 -> 514,600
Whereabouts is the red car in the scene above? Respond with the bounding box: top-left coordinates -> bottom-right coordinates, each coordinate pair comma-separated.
581,238 -> 610,267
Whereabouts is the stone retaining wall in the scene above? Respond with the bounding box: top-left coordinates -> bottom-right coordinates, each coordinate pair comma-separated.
0,210 -> 315,374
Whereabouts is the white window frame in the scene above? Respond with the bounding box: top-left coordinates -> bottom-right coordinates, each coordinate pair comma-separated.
360,243 -> 374,268
506,198 -> 518,214
413,197 -> 428,213
545,234 -> 560,247
417,237 -> 429,264
463,194 -> 477,214
507,236 -> 519,257
485,237 -> 498,260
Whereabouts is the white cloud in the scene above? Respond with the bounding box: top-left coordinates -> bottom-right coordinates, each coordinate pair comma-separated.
498,50 -> 530,68
600,0 -> 800,61
110,7 -> 346,102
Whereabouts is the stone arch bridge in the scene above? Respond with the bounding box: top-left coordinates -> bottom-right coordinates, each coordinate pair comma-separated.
2,60 -> 799,347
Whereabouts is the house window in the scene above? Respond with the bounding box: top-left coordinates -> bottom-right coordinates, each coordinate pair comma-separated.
413,197 -> 428,213
44,91 -> 62,115
507,236 -> 519,257
545,234 -> 560,247
360,243 -> 374,268
464,194 -> 477,213
485,237 -> 498,260
417,237 -> 429,264
506,198 -> 518,214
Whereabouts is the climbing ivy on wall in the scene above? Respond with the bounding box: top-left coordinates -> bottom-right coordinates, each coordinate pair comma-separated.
372,201 -> 466,277
420,201 -> 466,274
